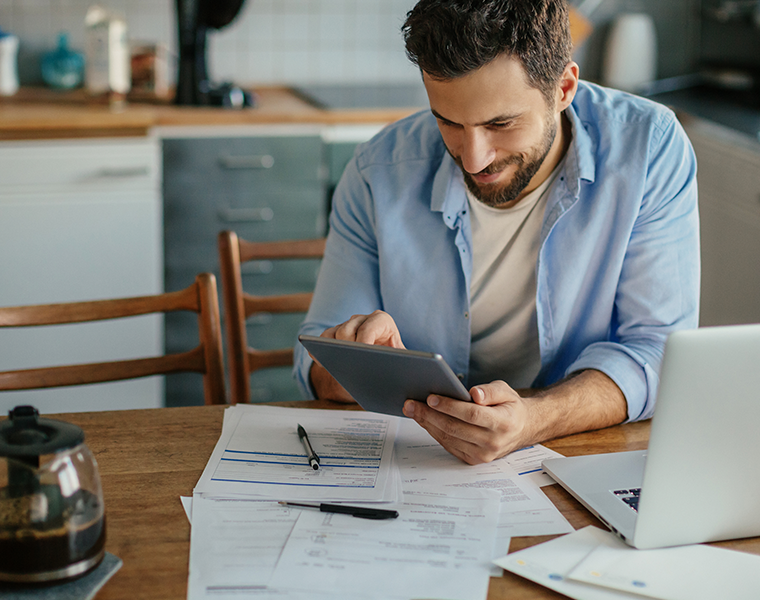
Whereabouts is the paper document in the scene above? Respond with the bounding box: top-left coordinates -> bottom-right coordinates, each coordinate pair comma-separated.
187,497 -> 357,600
567,528 -> 760,600
187,495 -> 299,597
395,419 -> 573,543
194,406 -> 399,502
268,487 -> 501,600
504,444 -> 565,487
495,526 -> 631,600
496,526 -> 760,600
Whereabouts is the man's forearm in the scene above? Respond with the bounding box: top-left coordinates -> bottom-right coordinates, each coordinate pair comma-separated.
522,369 -> 628,445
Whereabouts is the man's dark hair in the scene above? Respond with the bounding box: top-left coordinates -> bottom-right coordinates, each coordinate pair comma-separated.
402,0 -> 572,102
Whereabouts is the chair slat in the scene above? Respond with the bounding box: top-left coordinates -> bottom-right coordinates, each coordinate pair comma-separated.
0,347 -> 207,391
0,285 -> 199,327
247,348 -> 294,372
242,292 -> 313,317
218,230 -> 325,404
0,274 -> 227,405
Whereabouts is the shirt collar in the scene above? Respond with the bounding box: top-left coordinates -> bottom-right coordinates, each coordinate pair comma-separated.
564,100 -> 596,187
431,152 -> 468,230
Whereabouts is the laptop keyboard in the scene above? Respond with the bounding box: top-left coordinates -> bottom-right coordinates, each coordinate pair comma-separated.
612,488 -> 641,512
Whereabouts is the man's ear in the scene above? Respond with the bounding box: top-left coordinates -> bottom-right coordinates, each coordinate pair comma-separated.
556,61 -> 579,111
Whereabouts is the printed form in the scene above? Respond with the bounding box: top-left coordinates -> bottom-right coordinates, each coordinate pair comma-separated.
394,418 -> 573,545
188,488 -> 500,600
268,487 -> 500,600
194,405 -> 399,502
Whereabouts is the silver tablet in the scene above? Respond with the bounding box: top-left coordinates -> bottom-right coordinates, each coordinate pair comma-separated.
299,335 -> 471,418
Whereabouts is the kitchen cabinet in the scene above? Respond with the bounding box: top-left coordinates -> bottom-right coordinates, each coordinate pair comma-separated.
0,136 -> 163,414
682,118 -> 760,326
162,125 -> 329,406
322,124 -> 385,210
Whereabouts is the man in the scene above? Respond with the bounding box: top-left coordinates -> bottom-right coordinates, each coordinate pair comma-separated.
294,0 -> 699,464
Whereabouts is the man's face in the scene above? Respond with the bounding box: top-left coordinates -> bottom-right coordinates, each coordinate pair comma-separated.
423,54 -> 563,209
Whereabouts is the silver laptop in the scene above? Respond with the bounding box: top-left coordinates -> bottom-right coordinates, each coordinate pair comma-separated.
542,324 -> 760,549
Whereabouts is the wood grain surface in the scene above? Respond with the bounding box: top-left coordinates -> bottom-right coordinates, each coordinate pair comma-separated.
5,403 -> 758,599
0,87 -> 420,140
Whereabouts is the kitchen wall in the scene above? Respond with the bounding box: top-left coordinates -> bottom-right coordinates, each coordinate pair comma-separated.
0,0 -> 735,90
0,0 -> 421,87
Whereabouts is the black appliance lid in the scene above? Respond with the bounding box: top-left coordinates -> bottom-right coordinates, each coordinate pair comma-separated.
0,405 -> 85,460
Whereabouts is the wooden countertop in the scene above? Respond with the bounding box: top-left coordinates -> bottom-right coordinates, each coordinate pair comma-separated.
0,86 -> 422,140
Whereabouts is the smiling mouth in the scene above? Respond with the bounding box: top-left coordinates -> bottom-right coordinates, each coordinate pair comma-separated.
470,170 -> 502,185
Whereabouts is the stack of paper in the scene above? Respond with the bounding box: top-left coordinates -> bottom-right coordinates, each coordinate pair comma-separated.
194,405 -> 401,502
495,526 -> 760,600
187,404 -> 573,600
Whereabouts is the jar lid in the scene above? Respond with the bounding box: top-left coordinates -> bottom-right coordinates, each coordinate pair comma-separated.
0,405 -> 85,461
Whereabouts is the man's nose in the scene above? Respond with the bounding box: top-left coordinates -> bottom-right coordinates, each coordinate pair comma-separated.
460,128 -> 495,174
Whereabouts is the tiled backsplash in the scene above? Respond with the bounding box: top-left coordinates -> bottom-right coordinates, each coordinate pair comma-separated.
0,0 -> 421,86
1,0 -> 708,89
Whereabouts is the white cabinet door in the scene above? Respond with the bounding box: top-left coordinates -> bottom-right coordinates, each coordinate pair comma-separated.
0,138 -> 163,414
683,119 -> 760,327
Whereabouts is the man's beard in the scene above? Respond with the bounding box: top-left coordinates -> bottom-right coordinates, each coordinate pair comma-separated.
454,113 -> 558,208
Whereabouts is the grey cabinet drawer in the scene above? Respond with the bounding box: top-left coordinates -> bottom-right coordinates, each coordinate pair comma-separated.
163,136 -> 324,191
164,185 -> 325,242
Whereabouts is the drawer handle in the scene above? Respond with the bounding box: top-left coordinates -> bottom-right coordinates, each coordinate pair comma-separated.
92,166 -> 151,179
218,154 -> 275,170
241,260 -> 273,275
218,207 -> 274,222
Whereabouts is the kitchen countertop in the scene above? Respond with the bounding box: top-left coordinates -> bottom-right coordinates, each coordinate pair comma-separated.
648,85 -> 760,144
0,86 -> 425,140
5,83 -> 759,146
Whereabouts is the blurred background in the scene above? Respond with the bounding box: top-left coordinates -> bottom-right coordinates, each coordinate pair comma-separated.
0,0 -> 756,90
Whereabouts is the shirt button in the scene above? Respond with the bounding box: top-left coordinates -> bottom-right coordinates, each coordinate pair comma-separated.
464,311 -> 469,319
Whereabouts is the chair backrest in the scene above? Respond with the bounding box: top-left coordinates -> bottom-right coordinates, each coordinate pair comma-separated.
0,273 -> 226,405
218,230 -> 326,404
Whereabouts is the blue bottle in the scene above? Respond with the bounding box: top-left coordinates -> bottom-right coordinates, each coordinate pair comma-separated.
41,32 -> 85,89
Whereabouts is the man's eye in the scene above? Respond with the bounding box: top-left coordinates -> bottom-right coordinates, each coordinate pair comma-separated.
489,122 -> 511,129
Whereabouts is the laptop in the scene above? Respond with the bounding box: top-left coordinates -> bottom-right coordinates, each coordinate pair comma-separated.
542,324 -> 760,549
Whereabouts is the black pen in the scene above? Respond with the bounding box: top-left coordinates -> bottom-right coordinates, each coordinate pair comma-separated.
297,424 -> 320,470
279,501 -> 399,520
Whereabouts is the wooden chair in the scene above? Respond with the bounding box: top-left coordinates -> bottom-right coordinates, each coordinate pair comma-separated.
0,273 -> 226,405
218,230 -> 326,404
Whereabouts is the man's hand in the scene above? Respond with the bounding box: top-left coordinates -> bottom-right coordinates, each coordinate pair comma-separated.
402,370 -> 627,464
324,310 -> 406,349
309,310 -> 405,403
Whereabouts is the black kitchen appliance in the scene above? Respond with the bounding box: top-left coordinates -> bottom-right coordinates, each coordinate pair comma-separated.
175,0 -> 254,107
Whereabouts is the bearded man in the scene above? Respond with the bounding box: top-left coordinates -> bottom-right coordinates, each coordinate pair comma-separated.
294,0 -> 700,464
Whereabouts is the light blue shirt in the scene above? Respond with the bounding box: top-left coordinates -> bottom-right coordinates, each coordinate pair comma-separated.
294,81 -> 700,422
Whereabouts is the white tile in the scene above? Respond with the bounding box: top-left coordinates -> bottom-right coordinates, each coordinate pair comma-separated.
4,0 -> 429,85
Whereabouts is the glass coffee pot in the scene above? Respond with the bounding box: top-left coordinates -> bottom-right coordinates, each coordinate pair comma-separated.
0,406 -> 106,583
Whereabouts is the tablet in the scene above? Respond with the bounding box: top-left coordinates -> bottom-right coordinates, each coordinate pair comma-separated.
299,334 -> 471,418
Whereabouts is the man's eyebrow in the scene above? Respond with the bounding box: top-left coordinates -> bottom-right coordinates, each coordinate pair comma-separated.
430,108 -> 521,127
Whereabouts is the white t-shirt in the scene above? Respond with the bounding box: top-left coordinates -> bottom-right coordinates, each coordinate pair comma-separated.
467,167 -> 560,389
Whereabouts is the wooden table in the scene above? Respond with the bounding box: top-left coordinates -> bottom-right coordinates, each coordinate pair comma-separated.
40,402 -> 760,599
